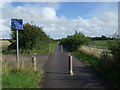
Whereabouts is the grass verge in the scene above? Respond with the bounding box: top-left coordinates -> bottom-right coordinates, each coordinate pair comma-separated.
2,66 -> 44,88
73,50 -> 120,86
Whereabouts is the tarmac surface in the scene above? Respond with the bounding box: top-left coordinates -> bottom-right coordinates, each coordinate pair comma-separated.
42,45 -> 114,88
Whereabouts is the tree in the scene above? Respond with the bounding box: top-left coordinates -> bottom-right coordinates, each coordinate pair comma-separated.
101,35 -> 107,40
8,23 -> 51,50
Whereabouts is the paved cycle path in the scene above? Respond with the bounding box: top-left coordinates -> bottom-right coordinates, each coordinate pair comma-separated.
42,45 -> 114,88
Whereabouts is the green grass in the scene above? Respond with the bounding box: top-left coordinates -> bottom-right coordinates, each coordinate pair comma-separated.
0,46 -> 8,53
2,66 -> 44,88
48,43 -> 57,53
92,40 -> 108,45
2,42 -> 57,54
0,46 -> 7,50
73,50 -> 102,68
73,50 -> 120,86
88,40 -> 111,49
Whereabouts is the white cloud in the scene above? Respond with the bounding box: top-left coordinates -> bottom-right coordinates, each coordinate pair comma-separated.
1,2 -> 118,39
42,7 -> 57,21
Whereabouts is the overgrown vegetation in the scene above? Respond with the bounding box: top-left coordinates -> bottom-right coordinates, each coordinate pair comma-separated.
108,39 -> 120,70
2,23 -> 57,54
2,66 -> 43,88
60,33 -> 90,51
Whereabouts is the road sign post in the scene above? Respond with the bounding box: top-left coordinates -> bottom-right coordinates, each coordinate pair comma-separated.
16,29 -> 19,67
11,19 -> 23,67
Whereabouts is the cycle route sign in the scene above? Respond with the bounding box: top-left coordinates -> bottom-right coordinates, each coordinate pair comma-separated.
11,19 -> 23,30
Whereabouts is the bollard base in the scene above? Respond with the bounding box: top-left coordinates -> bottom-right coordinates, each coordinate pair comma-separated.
69,71 -> 74,75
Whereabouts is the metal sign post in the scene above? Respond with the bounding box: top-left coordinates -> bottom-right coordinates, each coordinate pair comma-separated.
16,29 -> 19,67
118,2 -> 120,39
11,19 -> 23,67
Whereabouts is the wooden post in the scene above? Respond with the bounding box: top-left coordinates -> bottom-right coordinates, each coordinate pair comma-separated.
32,53 -> 37,71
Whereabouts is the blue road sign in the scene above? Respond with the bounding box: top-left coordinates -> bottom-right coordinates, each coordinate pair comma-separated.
11,19 -> 23,30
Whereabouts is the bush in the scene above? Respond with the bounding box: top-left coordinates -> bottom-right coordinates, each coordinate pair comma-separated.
108,39 -> 120,69
9,23 -> 52,50
60,33 -> 90,51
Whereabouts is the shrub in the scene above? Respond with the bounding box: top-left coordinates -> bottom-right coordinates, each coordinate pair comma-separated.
60,33 -> 90,51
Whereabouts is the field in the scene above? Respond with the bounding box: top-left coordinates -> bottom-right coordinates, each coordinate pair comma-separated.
88,40 -> 111,50
0,40 -> 11,47
0,40 -> 11,52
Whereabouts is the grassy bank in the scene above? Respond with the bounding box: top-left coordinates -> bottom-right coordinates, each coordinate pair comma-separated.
2,66 -> 44,88
73,50 -> 120,86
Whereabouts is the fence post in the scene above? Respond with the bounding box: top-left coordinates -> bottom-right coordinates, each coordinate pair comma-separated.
32,53 -> 37,71
68,53 -> 73,75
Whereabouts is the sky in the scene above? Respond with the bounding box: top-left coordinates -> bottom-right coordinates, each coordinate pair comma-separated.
0,1 -> 118,39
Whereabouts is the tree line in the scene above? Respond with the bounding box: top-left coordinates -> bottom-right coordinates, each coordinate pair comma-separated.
90,35 -> 114,40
